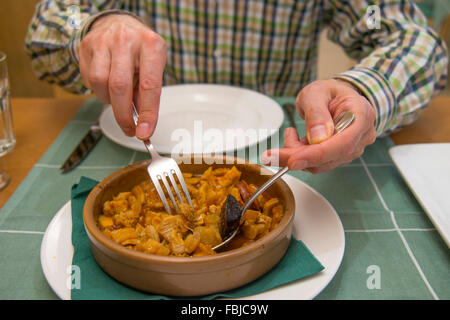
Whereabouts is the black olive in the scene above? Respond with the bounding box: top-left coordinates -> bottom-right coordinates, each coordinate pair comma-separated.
220,194 -> 242,238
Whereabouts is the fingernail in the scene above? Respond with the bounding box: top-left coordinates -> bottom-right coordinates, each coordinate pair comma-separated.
136,122 -> 151,139
308,125 -> 328,144
291,160 -> 308,170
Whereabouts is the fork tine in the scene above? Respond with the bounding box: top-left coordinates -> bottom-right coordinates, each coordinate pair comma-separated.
172,166 -> 194,208
132,102 -> 193,213
167,170 -> 184,204
160,172 -> 180,213
150,173 -> 173,214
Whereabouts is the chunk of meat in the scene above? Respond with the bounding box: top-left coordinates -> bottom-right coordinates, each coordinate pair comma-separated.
184,232 -> 201,254
98,215 -> 114,228
110,228 -> 138,245
99,166 -> 284,257
194,226 -> 222,247
193,243 -> 216,256
103,199 -> 129,216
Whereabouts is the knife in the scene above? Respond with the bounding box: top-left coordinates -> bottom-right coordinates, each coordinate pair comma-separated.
60,122 -> 103,173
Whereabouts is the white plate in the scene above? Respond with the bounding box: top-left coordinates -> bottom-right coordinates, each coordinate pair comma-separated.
40,201 -> 74,299
389,143 -> 450,247
40,174 -> 345,300
99,84 -> 284,154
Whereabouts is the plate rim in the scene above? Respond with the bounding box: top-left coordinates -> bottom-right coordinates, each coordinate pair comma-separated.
40,200 -> 73,300
40,173 -> 345,300
99,84 -> 285,154
389,143 -> 450,248
99,107 -> 147,153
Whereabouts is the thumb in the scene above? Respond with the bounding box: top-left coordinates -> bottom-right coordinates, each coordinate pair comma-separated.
297,83 -> 334,144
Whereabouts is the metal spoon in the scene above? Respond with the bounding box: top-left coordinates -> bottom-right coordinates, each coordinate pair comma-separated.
213,109 -> 355,251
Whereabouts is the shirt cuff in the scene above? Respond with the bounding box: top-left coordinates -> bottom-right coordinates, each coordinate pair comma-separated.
68,9 -> 143,67
334,67 -> 397,136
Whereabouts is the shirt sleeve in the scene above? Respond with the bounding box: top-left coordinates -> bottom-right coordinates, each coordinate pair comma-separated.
325,0 -> 448,136
24,0 -> 128,94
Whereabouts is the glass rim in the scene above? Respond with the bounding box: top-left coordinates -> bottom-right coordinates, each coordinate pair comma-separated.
0,51 -> 6,62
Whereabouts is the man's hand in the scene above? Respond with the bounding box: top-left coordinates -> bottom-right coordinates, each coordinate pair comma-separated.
79,14 -> 166,140
262,79 -> 377,173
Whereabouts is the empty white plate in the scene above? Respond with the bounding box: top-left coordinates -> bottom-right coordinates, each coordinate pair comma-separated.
389,143 -> 450,247
99,84 -> 284,154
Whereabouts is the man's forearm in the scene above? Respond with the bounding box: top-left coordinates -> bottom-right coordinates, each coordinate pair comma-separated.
327,0 -> 448,136
24,0 -> 122,94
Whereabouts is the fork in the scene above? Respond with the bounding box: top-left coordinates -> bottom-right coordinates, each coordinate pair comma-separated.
131,103 -> 194,214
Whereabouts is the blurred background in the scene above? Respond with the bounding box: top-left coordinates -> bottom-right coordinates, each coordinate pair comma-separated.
1,0 -> 449,98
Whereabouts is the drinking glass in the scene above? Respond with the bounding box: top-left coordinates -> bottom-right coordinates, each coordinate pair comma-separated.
0,51 -> 16,190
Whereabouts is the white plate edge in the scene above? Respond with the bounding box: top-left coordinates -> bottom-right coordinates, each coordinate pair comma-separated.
40,174 -> 345,300
389,144 -> 450,248
40,201 -> 73,300
98,84 -> 285,154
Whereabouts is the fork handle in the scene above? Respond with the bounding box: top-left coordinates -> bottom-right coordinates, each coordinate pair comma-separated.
142,139 -> 161,159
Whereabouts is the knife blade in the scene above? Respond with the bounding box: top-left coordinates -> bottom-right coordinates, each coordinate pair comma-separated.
60,122 -> 103,173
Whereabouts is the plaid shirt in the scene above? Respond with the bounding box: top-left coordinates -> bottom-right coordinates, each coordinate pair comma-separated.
25,0 -> 448,136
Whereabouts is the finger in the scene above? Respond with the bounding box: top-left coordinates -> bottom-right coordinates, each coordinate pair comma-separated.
261,146 -> 308,169
296,82 -> 334,144
271,112 -> 366,171
287,111 -> 366,169
78,43 -> 92,89
137,36 -> 166,140
261,148 -> 294,167
88,47 -> 111,103
305,147 -> 364,174
305,163 -> 339,174
261,128 -> 308,167
283,127 -> 304,148
108,47 -> 135,137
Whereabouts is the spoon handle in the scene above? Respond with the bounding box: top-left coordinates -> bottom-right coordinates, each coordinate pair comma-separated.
213,166 -> 289,250
212,110 -> 355,251
241,166 -> 289,214
241,111 -> 354,214
242,111 -> 354,213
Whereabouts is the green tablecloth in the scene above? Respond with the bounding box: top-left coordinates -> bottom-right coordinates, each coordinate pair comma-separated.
0,97 -> 448,300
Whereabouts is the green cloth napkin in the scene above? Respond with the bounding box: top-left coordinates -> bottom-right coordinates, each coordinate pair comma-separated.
70,176 -> 324,300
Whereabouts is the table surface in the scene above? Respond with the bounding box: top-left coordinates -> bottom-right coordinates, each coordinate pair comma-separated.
2,95 -> 449,209
0,95 -> 449,300
0,97 -> 85,208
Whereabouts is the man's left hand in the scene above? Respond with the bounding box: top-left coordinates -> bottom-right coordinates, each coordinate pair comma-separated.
262,79 -> 377,173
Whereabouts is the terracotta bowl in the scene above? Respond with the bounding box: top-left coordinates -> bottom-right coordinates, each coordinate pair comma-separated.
83,155 -> 295,296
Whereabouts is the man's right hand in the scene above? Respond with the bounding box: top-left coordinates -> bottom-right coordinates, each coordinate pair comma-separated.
79,13 -> 166,140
